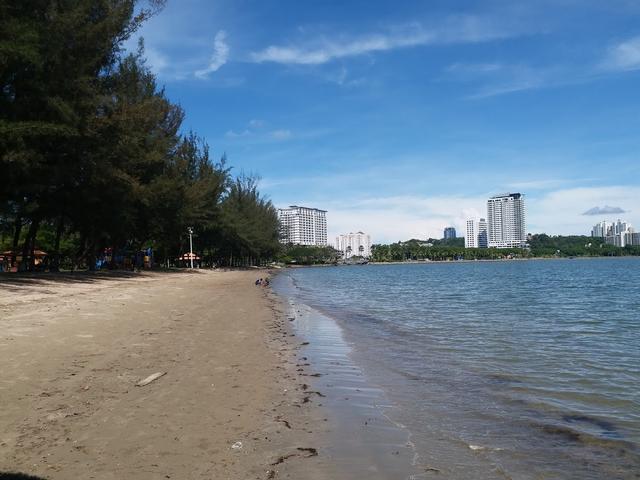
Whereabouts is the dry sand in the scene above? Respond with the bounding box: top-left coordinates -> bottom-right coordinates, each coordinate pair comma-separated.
0,270 -> 328,480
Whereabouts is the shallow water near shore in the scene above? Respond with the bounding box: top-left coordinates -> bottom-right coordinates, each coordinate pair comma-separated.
274,274 -> 420,479
274,258 -> 640,479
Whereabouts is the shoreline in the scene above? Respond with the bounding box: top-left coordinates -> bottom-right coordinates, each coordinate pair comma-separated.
0,269 -> 328,479
271,273 -> 420,480
280,255 -> 636,269
274,260 -> 640,479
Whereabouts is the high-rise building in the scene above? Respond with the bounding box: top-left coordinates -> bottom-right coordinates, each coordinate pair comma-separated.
443,227 -> 457,239
591,221 -> 610,237
465,218 -> 488,248
277,206 -> 327,246
613,219 -> 629,235
601,219 -> 635,247
465,220 -> 477,248
336,231 -> 371,258
487,193 -> 526,248
477,218 -> 488,248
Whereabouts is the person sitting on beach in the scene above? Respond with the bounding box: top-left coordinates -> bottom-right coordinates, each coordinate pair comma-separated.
263,278 -> 270,286
255,278 -> 263,285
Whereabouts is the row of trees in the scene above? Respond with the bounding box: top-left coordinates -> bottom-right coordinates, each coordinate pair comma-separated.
528,234 -> 640,257
276,244 -> 341,265
0,1 -> 280,271
370,235 -> 640,263
371,240 -> 525,262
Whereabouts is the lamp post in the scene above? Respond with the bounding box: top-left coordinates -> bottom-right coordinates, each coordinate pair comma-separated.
187,227 -> 194,269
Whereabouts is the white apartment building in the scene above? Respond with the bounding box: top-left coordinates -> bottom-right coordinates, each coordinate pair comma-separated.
487,193 -> 526,248
600,219 -> 636,247
465,220 -> 476,248
591,221 -> 611,237
277,206 -> 328,246
465,218 -> 488,248
336,231 -> 371,258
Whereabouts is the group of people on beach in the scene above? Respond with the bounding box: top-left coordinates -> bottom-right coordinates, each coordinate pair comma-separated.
255,277 -> 270,287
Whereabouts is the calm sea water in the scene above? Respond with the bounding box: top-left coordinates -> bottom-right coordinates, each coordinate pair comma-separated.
277,258 -> 640,479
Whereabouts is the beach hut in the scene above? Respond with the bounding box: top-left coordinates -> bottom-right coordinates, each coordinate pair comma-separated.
0,250 -> 48,272
178,252 -> 201,268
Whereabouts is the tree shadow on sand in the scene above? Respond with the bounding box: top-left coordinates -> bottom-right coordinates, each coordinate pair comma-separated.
0,269 -> 199,291
0,474 -> 47,480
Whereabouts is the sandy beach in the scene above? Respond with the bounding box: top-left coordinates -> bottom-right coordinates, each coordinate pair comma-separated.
0,270 -> 329,480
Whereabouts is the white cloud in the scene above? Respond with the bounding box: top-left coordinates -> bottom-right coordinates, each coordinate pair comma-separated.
321,195 -> 486,243
250,17 -> 520,65
225,129 -> 251,138
444,61 -> 597,99
144,47 -> 169,75
269,129 -> 292,140
195,30 -> 229,78
224,121 -> 292,141
274,186 -> 640,244
601,36 -> 640,71
528,186 -> 640,235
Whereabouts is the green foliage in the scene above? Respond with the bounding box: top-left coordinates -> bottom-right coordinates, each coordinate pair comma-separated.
370,235 -> 640,263
370,240 -> 526,262
277,245 -> 341,265
0,1 -> 280,270
528,234 -> 624,257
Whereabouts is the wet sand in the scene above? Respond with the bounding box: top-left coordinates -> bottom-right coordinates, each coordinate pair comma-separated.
0,270 -> 329,479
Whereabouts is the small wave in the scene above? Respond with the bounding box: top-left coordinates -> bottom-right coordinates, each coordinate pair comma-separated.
532,420 -> 638,454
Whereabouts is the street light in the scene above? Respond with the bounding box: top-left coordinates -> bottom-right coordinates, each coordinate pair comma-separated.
187,227 -> 194,269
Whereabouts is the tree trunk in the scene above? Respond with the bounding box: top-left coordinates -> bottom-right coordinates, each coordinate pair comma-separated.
51,216 -> 65,272
21,218 -> 40,272
11,215 -> 22,268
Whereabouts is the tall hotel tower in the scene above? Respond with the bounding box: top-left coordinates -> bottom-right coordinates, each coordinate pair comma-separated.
277,206 -> 328,246
487,193 -> 526,248
465,218 -> 488,248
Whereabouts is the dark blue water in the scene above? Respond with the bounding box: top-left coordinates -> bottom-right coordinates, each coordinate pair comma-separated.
278,258 -> 640,479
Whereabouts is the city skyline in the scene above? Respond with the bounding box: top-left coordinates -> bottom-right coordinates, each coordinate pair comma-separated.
129,1 -> 640,243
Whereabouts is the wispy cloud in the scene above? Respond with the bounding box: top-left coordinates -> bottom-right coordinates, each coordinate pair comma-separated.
600,35 -> 640,72
250,17 -> 523,65
144,47 -> 170,75
582,205 -> 626,216
225,129 -> 251,138
443,60 -> 600,99
270,129 -> 292,140
195,30 -> 229,78
530,186 -> 640,234
448,35 -> 640,99
224,120 -> 293,141
506,178 -> 581,191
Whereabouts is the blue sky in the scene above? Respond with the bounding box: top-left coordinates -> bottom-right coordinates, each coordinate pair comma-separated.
129,0 -> 640,243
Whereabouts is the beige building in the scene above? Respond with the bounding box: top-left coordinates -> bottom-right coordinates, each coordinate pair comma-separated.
335,231 -> 371,258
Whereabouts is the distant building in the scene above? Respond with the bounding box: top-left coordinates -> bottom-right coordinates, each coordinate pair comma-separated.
623,232 -> 640,246
465,220 -> 476,248
277,206 -> 327,246
591,221 -> 610,237
487,193 -> 526,248
465,218 -> 488,248
600,219 -> 636,247
336,232 -> 371,258
443,227 -> 457,239
478,218 -> 488,248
